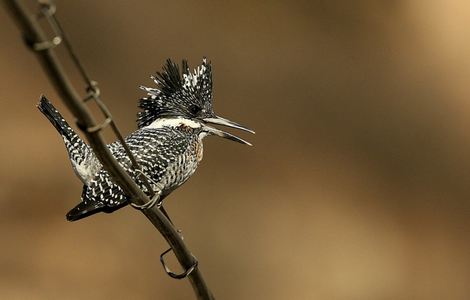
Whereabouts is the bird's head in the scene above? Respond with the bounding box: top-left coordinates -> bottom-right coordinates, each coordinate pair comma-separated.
138,58 -> 254,145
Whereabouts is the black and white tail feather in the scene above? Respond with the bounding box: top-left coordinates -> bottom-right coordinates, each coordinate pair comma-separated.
38,96 -> 111,221
37,96 -> 102,186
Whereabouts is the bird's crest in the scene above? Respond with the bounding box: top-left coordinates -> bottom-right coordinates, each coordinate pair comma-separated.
138,58 -> 213,128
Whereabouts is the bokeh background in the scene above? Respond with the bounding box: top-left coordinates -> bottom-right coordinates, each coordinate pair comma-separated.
1,0 -> 470,299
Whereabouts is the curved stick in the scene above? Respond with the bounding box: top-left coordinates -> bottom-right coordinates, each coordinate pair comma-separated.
3,1 -> 214,299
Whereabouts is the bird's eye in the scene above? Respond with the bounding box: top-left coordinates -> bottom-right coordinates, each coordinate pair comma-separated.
189,104 -> 202,115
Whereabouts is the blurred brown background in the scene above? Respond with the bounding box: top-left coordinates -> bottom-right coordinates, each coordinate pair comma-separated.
1,0 -> 470,299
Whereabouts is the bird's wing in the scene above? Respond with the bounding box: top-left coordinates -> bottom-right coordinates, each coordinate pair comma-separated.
121,127 -> 195,188
66,127 -> 195,221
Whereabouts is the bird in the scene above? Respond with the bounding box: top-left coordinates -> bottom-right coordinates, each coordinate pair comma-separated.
38,58 -> 254,221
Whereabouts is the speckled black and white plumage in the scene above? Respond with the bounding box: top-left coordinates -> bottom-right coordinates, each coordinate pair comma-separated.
39,96 -> 207,221
138,57 -> 213,128
70,123 -> 205,221
38,58 -> 252,221
38,97 -> 101,186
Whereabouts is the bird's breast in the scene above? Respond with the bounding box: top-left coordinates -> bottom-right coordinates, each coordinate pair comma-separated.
196,139 -> 204,162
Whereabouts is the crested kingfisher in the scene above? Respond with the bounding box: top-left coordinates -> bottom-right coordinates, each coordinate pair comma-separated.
38,58 -> 254,221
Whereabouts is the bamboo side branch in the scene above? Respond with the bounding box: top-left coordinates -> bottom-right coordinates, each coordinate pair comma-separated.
3,1 -> 213,299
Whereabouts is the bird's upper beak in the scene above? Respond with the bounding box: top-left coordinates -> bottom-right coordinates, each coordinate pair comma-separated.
203,116 -> 255,146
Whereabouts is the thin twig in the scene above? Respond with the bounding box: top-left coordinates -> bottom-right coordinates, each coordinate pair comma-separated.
39,2 -> 156,198
3,1 -> 214,299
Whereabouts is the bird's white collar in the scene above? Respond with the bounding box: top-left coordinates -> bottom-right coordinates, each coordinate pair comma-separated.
146,117 -> 201,130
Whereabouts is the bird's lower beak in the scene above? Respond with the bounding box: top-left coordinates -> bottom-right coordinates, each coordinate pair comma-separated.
203,116 -> 255,146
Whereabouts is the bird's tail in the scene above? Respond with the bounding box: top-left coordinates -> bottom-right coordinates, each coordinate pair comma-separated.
66,192 -> 127,222
37,95 -> 77,141
66,198 -> 105,221
37,95 -> 90,160
38,95 -> 100,185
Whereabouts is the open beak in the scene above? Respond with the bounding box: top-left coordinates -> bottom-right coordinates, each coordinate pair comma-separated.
203,116 -> 255,146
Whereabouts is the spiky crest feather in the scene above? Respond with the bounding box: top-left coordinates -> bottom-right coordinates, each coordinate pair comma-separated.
138,58 -> 213,128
